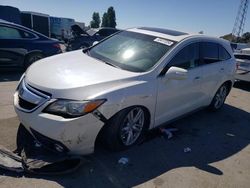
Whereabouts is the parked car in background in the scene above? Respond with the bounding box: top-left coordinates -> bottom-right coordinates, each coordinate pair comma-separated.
234,51 -> 250,82
0,19 -> 63,70
14,27 -> 235,155
67,25 -> 120,51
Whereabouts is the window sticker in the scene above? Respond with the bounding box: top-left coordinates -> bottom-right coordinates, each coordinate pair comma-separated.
154,38 -> 174,46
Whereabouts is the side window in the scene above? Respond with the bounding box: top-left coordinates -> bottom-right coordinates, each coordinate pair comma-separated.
168,43 -> 200,69
19,29 -> 36,39
0,26 -> 22,39
219,45 -> 231,61
200,42 -> 219,64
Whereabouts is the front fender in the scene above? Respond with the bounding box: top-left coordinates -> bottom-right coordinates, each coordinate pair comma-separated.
97,80 -> 157,130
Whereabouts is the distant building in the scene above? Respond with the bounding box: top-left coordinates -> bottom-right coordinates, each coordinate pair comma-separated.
50,17 -> 75,40
0,5 -> 21,24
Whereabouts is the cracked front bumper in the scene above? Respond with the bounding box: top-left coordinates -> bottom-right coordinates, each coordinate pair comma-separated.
14,100 -> 105,155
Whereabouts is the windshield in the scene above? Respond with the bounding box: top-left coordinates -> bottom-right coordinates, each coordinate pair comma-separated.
88,31 -> 175,72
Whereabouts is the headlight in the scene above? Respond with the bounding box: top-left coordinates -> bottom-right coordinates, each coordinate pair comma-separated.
43,99 -> 106,118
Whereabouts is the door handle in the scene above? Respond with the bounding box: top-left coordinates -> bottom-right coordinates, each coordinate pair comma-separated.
194,76 -> 201,80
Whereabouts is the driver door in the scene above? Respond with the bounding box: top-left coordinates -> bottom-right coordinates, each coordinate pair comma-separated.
155,42 -> 205,126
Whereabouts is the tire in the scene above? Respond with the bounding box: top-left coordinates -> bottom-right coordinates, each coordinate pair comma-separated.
15,124 -> 34,155
24,53 -> 44,70
101,106 -> 149,151
208,83 -> 229,111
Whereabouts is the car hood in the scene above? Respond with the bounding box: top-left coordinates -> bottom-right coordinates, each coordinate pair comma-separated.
25,50 -> 140,99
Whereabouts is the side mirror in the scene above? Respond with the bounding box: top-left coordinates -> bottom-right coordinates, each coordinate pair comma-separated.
93,41 -> 99,46
164,66 -> 188,80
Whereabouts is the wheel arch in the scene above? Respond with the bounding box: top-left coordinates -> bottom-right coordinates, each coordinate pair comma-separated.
94,105 -> 151,149
223,80 -> 233,95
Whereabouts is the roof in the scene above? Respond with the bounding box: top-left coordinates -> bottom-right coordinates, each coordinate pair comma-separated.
127,27 -> 192,42
21,11 -> 49,17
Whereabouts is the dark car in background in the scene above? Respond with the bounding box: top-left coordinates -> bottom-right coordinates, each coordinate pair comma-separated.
0,19 -> 63,70
67,25 -> 120,51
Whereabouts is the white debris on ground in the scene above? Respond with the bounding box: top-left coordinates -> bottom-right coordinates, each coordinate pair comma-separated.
160,127 -> 179,139
118,157 -> 129,165
183,147 -> 192,153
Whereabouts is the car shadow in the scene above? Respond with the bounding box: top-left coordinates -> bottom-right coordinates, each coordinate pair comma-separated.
0,104 -> 250,187
0,71 -> 23,82
234,81 -> 250,92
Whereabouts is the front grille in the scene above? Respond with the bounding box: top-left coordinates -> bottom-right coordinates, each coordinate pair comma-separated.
16,79 -> 51,112
18,97 -> 37,110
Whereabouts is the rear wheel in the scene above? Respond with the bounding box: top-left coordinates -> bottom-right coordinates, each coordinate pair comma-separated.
102,107 -> 148,151
208,84 -> 228,111
24,53 -> 44,70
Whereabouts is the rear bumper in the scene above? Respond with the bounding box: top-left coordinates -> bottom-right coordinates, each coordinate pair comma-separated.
235,69 -> 250,82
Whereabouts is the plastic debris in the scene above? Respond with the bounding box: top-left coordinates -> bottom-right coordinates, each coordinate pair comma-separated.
34,141 -> 42,148
183,147 -> 192,153
226,133 -> 235,137
118,157 -> 129,165
160,127 -> 178,139
0,124 -> 85,175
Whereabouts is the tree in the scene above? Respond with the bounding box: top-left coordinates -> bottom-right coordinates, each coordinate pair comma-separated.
107,6 -> 116,28
101,12 -> 108,27
241,32 -> 250,43
90,12 -> 100,28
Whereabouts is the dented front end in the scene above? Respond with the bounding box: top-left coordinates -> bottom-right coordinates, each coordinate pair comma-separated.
14,78 -> 105,155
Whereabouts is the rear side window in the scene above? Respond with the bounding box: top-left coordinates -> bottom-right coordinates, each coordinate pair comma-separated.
168,43 -> 200,69
200,42 -> 219,64
0,25 -> 22,39
219,45 -> 231,61
19,29 -> 36,39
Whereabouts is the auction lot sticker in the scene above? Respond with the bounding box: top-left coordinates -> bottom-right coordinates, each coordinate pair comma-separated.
154,38 -> 174,46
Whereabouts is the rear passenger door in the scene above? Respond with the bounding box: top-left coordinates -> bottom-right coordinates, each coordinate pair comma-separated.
0,25 -> 33,68
199,42 -> 229,103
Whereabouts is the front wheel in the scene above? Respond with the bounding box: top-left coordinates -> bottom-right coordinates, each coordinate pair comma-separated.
102,107 -> 148,151
208,84 -> 228,111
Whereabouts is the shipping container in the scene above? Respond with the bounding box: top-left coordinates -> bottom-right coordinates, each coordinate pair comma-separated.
21,11 -> 50,37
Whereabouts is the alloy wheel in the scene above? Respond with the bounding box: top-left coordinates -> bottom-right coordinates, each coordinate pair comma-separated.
214,85 -> 227,109
120,107 -> 145,146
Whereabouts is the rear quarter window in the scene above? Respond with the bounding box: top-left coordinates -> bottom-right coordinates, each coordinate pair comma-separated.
219,45 -> 231,61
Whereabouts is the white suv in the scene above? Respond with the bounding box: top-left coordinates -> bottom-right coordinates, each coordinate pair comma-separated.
14,27 -> 236,155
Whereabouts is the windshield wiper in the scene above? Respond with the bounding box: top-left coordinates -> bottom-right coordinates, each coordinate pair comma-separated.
100,59 -> 121,69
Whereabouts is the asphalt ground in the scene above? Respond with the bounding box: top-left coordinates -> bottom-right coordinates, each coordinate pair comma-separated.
0,72 -> 250,188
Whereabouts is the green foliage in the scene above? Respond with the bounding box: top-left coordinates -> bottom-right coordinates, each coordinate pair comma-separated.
221,32 -> 250,43
101,12 -> 108,27
107,6 -> 116,28
239,32 -> 250,43
90,12 -> 100,28
101,6 -> 117,28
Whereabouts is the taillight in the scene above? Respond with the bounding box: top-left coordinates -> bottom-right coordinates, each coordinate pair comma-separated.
53,43 -> 61,49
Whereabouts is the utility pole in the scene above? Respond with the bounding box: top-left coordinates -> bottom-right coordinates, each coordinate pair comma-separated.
232,0 -> 249,41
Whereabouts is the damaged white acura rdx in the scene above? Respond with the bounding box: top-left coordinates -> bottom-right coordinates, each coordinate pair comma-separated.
14,27 -> 236,155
